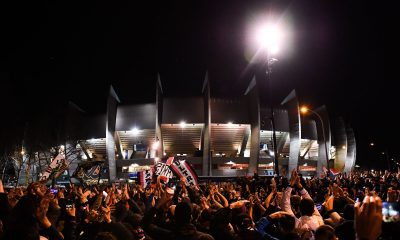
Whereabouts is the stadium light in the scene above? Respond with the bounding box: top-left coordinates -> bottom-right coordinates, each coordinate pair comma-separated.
255,24 -> 283,54
180,121 -> 186,128
152,141 -> 159,150
300,106 -> 330,175
131,127 -> 139,135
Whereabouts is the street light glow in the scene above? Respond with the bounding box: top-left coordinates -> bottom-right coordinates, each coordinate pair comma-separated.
256,24 -> 282,53
180,121 -> 186,128
300,106 -> 309,114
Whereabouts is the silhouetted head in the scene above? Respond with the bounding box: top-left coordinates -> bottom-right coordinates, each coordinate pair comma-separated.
315,225 -> 336,240
175,201 -> 192,225
299,198 -> 315,216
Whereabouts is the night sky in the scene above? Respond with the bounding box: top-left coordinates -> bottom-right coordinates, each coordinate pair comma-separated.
0,1 -> 389,169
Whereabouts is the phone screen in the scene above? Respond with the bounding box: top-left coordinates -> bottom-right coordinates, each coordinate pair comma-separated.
382,202 -> 400,222
316,203 -> 323,211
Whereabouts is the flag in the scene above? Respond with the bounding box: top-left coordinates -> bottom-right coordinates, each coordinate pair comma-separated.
154,162 -> 174,183
138,168 -> 153,188
71,160 -> 104,185
323,166 -> 340,179
39,152 -> 66,183
153,157 -> 199,186
169,157 -> 199,186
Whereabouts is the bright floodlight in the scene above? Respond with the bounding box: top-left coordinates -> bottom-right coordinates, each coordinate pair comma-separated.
152,141 -> 159,150
370,142 -> 375,146
256,24 -> 282,53
300,106 -> 308,114
131,127 -> 139,135
269,150 -> 275,156
180,121 -> 186,128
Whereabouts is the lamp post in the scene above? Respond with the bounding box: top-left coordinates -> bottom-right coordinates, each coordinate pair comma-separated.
266,57 -> 280,176
300,107 -> 330,175
255,24 -> 282,176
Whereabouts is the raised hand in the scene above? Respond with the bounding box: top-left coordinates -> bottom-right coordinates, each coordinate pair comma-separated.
354,195 -> 382,240
289,169 -> 298,186
0,180 -> 4,193
36,197 -> 52,228
101,206 -> 112,223
66,204 -> 76,217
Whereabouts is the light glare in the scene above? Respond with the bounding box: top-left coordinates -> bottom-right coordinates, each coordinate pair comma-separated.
131,127 -> 139,135
256,24 -> 282,53
152,141 -> 159,150
300,106 -> 308,114
180,121 -> 186,128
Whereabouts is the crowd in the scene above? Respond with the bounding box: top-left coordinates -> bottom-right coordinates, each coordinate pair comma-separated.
0,169 -> 399,240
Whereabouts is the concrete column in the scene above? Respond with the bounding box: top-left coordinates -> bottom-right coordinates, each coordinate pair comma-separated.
202,72 -> 211,176
245,76 -> 260,175
106,85 -> 120,182
281,90 -> 301,178
313,106 -> 332,177
155,74 -> 164,158
332,117 -> 347,171
65,141 -> 80,182
344,126 -> 356,173
239,127 -> 250,157
114,132 -> 123,160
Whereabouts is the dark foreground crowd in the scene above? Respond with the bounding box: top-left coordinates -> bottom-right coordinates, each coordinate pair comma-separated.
0,169 -> 399,240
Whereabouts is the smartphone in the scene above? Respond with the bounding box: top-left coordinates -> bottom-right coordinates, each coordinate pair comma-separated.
50,188 -> 58,195
65,199 -> 74,209
382,202 -> 400,222
316,203 -> 323,211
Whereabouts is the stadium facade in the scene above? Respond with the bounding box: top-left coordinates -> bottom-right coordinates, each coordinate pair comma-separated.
65,75 -> 356,182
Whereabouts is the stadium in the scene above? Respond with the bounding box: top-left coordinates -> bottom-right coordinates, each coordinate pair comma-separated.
64,75 -> 356,182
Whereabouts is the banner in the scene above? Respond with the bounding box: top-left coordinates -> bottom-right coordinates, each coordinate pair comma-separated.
39,152 -> 67,182
150,157 -> 199,186
169,158 -> 199,186
323,166 -> 340,179
154,162 -> 174,183
72,160 -> 104,185
138,168 -> 153,188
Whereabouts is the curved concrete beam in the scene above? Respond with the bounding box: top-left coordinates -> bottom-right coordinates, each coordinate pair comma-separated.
106,85 -> 120,182
281,90 -> 301,178
344,126 -> 356,173
313,106 -> 332,176
332,117 -> 347,171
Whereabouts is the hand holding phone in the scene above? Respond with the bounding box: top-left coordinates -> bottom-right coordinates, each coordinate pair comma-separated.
382,202 -> 400,222
50,188 -> 58,195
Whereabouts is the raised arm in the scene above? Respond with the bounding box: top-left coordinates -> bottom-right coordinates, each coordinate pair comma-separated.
281,169 -> 298,216
265,178 -> 277,208
215,188 -> 229,208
